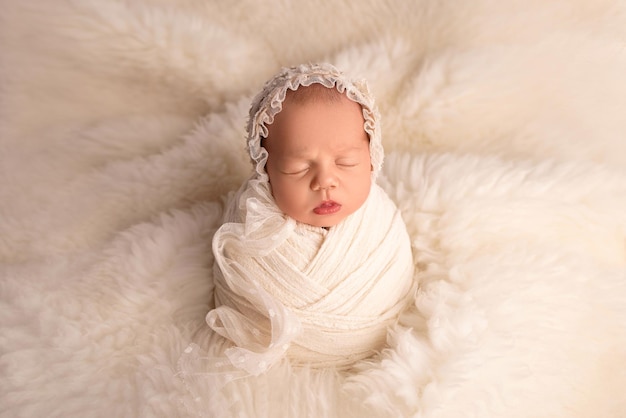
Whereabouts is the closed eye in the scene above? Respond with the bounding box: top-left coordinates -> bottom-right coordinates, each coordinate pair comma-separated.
281,167 -> 309,175
336,160 -> 359,168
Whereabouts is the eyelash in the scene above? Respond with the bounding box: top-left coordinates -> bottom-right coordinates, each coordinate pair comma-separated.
283,162 -> 358,175
285,168 -> 308,175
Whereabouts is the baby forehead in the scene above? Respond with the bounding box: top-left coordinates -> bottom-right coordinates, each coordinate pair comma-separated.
275,85 -> 366,124
265,85 -> 368,141
282,84 -> 373,117
269,91 -> 366,132
273,137 -> 367,153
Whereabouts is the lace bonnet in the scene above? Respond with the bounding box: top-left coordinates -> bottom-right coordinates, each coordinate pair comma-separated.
246,63 -> 383,181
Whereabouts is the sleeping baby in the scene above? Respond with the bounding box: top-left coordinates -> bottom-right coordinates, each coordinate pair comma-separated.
184,63 -> 415,377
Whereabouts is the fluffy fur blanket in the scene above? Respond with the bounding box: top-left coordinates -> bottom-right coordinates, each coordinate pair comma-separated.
1,1 -> 626,417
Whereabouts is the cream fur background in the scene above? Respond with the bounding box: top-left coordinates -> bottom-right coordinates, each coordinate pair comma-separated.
1,0 -> 626,417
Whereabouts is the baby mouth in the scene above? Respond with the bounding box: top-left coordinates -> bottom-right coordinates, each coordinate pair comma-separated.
313,200 -> 341,215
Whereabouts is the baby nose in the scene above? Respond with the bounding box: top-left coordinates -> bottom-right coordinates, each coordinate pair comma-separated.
312,169 -> 338,191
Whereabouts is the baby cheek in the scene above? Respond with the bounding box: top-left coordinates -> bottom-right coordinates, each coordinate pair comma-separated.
357,174 -> 372,203
271,180 -> 299,212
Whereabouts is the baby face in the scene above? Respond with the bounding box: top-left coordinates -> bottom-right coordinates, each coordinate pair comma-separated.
264,91 -> 372,228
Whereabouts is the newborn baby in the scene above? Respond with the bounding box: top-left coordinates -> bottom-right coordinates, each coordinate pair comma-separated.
200,63 -> 414,375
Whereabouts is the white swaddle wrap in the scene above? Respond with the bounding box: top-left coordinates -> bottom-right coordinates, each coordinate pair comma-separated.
180,63 -> 414,379
210,178 -> 413,374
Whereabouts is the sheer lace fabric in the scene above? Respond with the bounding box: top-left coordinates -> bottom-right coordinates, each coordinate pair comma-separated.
206,180 -> 414,375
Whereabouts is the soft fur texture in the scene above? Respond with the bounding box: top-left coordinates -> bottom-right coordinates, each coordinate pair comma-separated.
1,1 -> 626,417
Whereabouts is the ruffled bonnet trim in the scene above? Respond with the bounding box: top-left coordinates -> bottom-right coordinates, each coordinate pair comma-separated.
245,63 -> 384,182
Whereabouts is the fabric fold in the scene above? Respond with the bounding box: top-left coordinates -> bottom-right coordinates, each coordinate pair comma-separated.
190,179 -> 414,373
